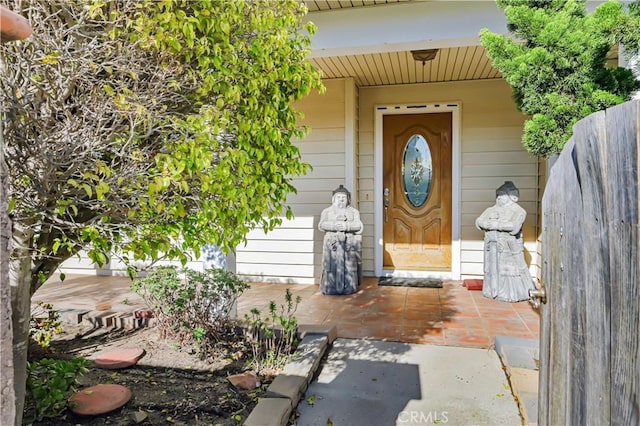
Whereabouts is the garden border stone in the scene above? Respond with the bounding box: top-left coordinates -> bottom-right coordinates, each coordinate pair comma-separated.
244,325 -> 336,426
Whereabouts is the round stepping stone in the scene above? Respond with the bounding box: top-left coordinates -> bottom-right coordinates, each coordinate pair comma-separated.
69,384 -> 132,416
94,348 -> 146,369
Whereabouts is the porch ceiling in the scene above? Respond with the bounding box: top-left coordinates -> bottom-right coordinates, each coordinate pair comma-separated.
305,0 -> 409,12
309,46 -> 502,87
303,0 -> 503,86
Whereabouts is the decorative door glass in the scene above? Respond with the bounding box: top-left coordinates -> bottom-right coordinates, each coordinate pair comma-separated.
401,134 -> 432,208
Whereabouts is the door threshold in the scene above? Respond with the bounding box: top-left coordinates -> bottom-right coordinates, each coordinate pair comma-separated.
382,270 -> 452,279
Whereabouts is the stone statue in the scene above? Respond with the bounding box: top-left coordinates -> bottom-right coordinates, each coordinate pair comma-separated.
475,181 -> 534,302
318,185 -> 363,295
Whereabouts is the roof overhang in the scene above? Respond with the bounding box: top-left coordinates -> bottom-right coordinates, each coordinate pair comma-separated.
304,1 -> 509,86
305,1 -> 509,58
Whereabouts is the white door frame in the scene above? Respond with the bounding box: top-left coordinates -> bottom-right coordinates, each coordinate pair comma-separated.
374,103 -> 461,279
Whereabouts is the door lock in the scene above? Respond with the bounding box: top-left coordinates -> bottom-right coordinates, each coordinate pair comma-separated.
383,188 -> 390,222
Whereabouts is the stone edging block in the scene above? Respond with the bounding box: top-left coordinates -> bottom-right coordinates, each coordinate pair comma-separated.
282,334 -> 328,385
244,324 -> 334,426
243,398 -> 291,426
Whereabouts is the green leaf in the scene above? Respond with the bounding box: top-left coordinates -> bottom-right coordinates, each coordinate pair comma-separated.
81,184 -> 93,198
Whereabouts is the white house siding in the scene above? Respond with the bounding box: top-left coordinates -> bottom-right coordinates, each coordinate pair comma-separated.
358,78 -> 539,279
235,78 -> 358,284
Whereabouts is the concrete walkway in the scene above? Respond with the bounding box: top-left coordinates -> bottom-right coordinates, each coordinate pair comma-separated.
295,338 -> 522,426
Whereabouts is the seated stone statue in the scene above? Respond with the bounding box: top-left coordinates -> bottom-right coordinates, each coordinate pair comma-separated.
475,181 -> 534,302
318,185 -> 363,295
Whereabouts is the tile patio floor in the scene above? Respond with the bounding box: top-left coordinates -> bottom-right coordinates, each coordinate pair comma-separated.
33,274 -> 539,350
237,277 -> 540,349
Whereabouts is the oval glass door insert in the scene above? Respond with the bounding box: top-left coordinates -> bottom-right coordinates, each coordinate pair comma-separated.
402,134 -> 432,208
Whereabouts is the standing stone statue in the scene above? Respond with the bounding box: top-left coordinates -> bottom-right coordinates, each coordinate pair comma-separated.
475,181 -> 534,302
318,185 -> 363,295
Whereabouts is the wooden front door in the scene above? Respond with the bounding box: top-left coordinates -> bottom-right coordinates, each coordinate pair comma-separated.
382,113 -> 452,271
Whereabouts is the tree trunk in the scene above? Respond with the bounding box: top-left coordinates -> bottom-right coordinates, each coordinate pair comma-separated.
10,221 -> 33,426
0,144 -> 16,426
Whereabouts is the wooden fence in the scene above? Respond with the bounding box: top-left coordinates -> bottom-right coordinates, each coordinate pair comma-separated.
539,100 -> 639,425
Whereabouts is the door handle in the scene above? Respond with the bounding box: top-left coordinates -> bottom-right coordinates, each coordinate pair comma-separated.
383,188 -> 390,222
529,283 -> 547,309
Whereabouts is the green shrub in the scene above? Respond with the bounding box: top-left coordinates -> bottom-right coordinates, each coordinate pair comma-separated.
30,302 -> 63,349
26,357 -> 89,420
132,266 -> 250,357
244,288 -> 301,376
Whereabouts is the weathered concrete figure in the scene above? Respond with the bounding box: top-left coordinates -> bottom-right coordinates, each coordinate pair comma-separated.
318,185 -> 363,295
475,181 -> 534,302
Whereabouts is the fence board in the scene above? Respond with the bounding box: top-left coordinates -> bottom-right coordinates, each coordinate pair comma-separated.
540,100 -> 639,425
542,138 -> 581,425
573,109 -> 611,425
604,101 -> 639,425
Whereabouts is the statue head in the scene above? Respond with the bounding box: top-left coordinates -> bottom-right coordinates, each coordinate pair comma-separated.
332,185 -> 351,208
496,181 -> 519,206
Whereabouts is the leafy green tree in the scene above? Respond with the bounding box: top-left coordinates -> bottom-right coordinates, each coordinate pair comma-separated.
481,0 -> 640,157
0,0 -> 322,421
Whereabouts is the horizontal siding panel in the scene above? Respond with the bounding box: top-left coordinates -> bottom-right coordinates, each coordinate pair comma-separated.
287,191 -> 335,205
299,127 -> 345,143
295,79 -> 345,104
296,165 -> 344,179
294,178 -> 346,192
462,188 -> 537,202
244,228 -> 316,241
463,138 -> 526,153
462,214 -> 537,228
358,165 -> 374,178
238,274 -> 317,285
462,176 -> 537,190
61,255 -> 97,269
359,155 -> 374,167
358,179 -> 374,190
461,250 -> 484,263
463,151 -> 537,164
236,251 -> 315,265
298,140 -> 344,155
299,106 -> 345,128
268,216 -> 316,228
239,239 -> 316,252
304,153 -> 345,167
461,164 -> 538,177
460,262 -> 484,276
359,213 -> 374,227
461,239 -> 485,251
236,263 -> 315,278
288,204 -> 326,216
359,142 -> 374,156
462,201 -> 538,215
463,126 -> 525,141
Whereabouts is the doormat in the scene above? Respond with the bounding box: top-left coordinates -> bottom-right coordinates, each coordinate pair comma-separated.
378,277 -> 443,288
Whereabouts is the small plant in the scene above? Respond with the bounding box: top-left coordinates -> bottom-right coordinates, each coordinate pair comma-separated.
244,288 -> 301,375
30,302 -> 63,349
132,266 -> 250,357
26,357 -> 89,421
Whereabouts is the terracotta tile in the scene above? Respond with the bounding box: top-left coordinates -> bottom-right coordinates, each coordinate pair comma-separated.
403,327 -> 446,345
404,308 -> 442,322
442,317 -> 486,330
